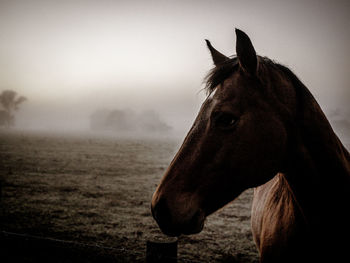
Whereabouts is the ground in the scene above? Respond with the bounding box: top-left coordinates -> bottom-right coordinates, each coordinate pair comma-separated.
0,131 -> 259,262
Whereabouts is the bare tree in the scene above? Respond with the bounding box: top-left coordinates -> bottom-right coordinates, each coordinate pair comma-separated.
0,90 -> 27,127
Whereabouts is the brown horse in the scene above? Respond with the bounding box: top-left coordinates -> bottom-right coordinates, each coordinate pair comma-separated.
151,29 -> 350,262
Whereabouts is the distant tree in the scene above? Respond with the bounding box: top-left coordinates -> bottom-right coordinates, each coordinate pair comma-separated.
139,110 -> 172,132
90,109 -> 110,130
89,108 -> 172,133
106,109 -> 137,131
0,90 -> 27,127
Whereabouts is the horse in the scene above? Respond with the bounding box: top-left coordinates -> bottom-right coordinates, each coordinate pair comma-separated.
151,29 -> 350,262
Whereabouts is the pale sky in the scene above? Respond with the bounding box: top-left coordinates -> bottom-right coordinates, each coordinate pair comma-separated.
0,0 -> 349,135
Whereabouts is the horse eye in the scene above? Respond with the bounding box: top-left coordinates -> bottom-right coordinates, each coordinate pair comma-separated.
214,112 -> 237,129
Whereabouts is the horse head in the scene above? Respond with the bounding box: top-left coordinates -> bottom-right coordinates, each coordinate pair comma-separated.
151,29 -> 296,236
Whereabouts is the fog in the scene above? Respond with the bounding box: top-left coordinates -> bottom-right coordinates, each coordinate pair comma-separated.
0,0 -> 349,140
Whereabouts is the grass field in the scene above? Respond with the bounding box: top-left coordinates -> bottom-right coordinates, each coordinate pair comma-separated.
0,130 -> 259,262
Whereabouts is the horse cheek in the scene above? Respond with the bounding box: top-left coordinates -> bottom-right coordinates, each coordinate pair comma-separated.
248,118 -> 287,187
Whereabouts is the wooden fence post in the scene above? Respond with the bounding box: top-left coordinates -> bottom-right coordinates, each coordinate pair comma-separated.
146,237 -> 177,263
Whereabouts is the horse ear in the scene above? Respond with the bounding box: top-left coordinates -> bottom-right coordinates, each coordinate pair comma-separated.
205,39 -> 229,66
235,28 -> 258,75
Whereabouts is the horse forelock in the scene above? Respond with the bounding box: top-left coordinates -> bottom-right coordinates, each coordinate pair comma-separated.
204,57 -> 239,95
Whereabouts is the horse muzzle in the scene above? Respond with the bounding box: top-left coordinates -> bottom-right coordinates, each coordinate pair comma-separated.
151,193 -> 206,237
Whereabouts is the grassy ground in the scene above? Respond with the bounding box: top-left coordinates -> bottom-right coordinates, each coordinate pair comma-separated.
0,130 -> 259,262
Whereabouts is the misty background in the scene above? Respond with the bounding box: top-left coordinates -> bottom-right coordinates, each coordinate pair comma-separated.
0,0 -> 349,141
0,2 -> 349,261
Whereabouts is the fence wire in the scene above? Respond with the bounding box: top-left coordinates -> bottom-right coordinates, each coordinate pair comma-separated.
0,230 -> 205,263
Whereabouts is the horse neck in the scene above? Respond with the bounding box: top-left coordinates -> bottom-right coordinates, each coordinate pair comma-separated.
284,85 -> 350,228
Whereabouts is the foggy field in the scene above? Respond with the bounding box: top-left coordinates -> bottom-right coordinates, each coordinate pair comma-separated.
1,1 -> 349,262
0,131 -> 258,262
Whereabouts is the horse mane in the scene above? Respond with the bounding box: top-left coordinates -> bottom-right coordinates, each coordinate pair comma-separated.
204,55 -> 308,99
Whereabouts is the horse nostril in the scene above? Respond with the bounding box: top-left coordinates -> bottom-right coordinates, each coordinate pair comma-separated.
152,197 -> 171,223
